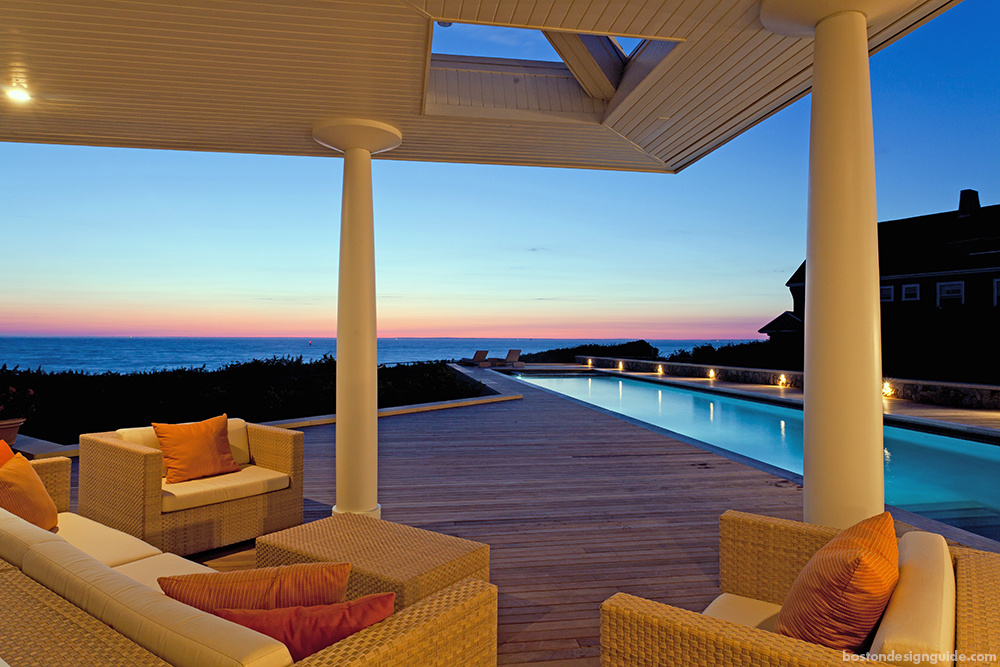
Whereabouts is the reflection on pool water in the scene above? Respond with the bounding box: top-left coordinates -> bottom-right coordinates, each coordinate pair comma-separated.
519,374 -> 1000,539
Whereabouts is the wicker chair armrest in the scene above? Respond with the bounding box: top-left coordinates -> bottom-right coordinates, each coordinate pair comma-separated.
78,432 -> 163,547
601,592 -> 847,667
955,551 -> 1000,663
246,423 -> 303,480
295,577 -> 497,667
28,456 -> 72,513
719,510 -> 839,605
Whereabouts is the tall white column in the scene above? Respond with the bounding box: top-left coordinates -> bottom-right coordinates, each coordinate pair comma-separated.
762,0 -> 912,528
313,118 -> 402,519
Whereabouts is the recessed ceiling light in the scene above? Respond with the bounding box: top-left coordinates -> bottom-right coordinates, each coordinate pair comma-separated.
7,88 -> 30,102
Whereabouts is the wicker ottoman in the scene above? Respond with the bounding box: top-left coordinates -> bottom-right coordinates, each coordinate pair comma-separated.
256,513 -> 490,611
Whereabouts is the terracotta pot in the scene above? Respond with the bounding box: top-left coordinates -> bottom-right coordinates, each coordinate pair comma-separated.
0,418 -> 26,445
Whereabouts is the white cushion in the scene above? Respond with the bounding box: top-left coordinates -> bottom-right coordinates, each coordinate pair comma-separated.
702,592 -> 783,632
22,539 -> 293,667
118,418 -> 251,473
871,531 -> 956,666
114,553 -> 216,593
54,512 -> 162,567
0,507 -> 63,569
161,465 -> 289,513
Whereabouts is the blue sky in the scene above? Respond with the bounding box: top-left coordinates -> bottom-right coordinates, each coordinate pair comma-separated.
2,0 -> 997,338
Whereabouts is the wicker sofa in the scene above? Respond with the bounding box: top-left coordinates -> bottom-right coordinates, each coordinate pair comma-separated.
1,457 -> 499,667
601,510 -> 1000,666
79,419 -> 303,555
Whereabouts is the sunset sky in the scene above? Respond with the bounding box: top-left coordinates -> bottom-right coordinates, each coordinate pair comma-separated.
2,0 -> 997,339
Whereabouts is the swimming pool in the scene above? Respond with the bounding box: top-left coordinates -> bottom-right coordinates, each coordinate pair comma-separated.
519,373 -> 1000,539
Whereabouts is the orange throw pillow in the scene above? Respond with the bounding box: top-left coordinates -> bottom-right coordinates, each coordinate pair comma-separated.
0,439 -> 14,468
215,593 -> 395,661
159,562 -> 352,613
775,511 -> 899,651
153,414 -> 239,483
0,453 -> 58,530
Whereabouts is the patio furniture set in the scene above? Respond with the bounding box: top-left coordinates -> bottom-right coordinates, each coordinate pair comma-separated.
2,416 -> 999,666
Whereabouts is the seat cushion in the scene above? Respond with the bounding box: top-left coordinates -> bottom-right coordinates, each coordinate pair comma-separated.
55,511 -> 162,567
775,511 -> 899,651
0,506 -> 63,568
161,465 -> 290,513
702,592 -> 783,632
115,553 -> 217,593
21,539 -> 294,667
870,531 -> 956,665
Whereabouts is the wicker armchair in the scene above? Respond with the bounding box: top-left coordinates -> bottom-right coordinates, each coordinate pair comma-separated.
601,511 -> 1000,666
79,422 -> 303,555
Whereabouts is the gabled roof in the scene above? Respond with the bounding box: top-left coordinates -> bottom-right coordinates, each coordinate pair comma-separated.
758,310 -> 802,335
0,0 -> 961,173
784,193 -> 1000,285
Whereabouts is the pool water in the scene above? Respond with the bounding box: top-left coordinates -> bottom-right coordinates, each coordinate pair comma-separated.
520,374 -> 1000,539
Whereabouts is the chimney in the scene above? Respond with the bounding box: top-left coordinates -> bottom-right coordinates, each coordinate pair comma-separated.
959,189 -> 980,215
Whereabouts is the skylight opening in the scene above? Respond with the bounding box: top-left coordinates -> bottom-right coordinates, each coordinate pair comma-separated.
432,23 -> 563,62
613,37 -> 644,57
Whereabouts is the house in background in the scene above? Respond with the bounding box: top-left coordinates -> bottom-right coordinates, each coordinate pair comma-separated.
760,189 -> 1000,382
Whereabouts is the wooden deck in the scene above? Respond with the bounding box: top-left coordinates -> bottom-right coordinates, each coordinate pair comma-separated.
199,371 -> 805,666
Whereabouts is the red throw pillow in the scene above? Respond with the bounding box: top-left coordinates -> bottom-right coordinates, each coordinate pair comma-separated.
775,511 -> 899,651
159,562 -> 351,613
152,414 -> 239,483
0,453 -> 59,530
215,593 -> 395,661
0,439 -> 14,468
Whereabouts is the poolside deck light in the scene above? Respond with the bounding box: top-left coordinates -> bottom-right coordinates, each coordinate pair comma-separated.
708,369 -> 715,380
587,358 -> 592,367
778,374 -> 788,387
882,381 -> 893,397
657,365 -> 663,375
618,361 -> 624,371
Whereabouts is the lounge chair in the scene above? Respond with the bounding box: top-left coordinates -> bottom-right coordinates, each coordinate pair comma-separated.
487,349 -> 524,368
459,350 -> 489,366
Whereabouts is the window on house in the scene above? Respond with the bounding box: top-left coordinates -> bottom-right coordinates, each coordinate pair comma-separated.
902,284 -> 920,301
880,286 -> 894,302
936,281 -> 965,307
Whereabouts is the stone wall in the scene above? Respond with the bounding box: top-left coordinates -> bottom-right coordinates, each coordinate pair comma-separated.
575,356 -> 1000,410
575,356 -> 802,388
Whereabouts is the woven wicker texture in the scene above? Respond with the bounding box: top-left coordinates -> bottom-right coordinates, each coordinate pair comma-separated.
79,423 -> 303,555
602,511 -> 1000,667
719,509 -> 839,605
257,513 -> 490,611
0,566 -> 170,666
28,456 -> 72,513
296,577 -> 498,667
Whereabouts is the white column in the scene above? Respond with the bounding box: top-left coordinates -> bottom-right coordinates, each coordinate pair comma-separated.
313,118 -> 402,519
803,11 -> 883,528
761,0 -> 912,528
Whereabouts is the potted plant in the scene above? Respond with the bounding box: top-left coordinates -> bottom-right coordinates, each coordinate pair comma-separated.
0,385 -> 37,445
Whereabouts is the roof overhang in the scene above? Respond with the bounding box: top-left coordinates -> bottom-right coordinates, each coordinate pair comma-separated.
0,0 -> 961,173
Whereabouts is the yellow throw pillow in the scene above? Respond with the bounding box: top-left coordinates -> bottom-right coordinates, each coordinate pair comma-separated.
0,453 -> 59,530
159,562 -> 352,613
153,414 -> 240,484
775,511 -> 899,651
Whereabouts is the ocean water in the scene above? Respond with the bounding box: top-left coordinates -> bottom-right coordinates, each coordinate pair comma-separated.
0,337 -> 750,374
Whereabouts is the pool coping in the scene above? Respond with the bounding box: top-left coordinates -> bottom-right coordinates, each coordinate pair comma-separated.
507,371 -> 1000,554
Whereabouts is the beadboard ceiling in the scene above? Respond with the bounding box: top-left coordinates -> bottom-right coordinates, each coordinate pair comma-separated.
0,0 -> 959,173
